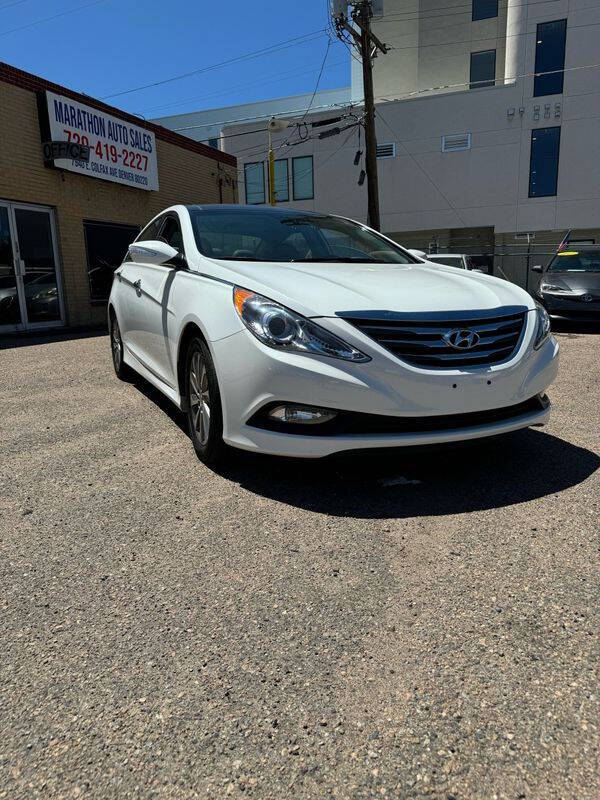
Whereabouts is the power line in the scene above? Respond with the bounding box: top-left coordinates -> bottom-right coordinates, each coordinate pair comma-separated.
138,56 -> 348,116
278,38 -> 334,153
376,106 -> 470,228
0,0 -> 29,12
189,58 -> 600,156
380,0 -> 589,23
101,30 -> 328,100
0,0 -> 108,36
383,18 -> 600,53
377,59 -> 600,102
294,39 -> 332,132
170,100 -> 357,133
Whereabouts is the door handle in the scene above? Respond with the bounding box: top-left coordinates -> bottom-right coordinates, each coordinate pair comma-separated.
132,279 -> 142,290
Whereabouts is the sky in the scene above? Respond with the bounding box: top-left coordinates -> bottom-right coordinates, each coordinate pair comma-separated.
0,0 -> 351,119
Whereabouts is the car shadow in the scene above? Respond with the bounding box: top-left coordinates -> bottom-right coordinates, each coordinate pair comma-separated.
132,372 -> 599,519
214,430 -> 599,519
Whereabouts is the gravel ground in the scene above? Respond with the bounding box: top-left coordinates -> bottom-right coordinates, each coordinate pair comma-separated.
1,327 -> 598,799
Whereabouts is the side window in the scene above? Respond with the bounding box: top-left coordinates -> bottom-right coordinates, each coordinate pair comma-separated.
244,162 -> 265,204
159,215 -> 185,253
472,0 -> 497,21
534,19 -> 567,97
529,126 -> 561,197
292,156 -> 314,200
470,49 -> 496,89
137,216 -> 163,242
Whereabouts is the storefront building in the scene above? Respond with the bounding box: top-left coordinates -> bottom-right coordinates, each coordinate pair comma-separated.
0,63 -> 237,333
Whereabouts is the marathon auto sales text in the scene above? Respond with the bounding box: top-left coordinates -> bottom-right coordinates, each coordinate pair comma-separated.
44,91 -> 159,191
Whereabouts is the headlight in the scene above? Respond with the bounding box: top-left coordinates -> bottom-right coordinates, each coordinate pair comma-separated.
533,302 -> 551,349
540,283 -> 570,294
233,287 -> 370,363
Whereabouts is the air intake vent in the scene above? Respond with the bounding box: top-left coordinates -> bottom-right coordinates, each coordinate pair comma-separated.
376,142 -> 396,159
442,133 -> 471,152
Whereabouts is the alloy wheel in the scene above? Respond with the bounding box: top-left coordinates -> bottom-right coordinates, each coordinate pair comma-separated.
111,319 -> 122,370
189,351 -> 211,446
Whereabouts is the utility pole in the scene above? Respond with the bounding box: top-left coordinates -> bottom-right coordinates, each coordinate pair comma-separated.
266,117 -> 289,206
332,1 -> 388,230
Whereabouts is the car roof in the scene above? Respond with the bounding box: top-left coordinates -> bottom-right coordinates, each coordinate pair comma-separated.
185,204 -> 326,218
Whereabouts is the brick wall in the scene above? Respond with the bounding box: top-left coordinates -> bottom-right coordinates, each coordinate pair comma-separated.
0,68 -> 237,328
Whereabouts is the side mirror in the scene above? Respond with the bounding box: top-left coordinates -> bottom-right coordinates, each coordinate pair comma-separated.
531,264 -> 543,273
128,240 -> 179,266
168,252 -> 188,270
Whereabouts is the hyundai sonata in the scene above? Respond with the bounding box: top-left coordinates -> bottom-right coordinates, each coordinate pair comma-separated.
108,205 -> 559,464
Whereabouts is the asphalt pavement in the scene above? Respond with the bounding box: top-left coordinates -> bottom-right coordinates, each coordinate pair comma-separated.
1,327 -> 599,799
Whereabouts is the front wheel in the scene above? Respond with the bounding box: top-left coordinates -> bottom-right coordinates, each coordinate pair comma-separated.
110,313 -> 133,380
185,337 -> 227,465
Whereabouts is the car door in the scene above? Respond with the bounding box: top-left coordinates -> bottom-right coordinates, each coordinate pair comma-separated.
137,213 -> 186,388
118,215 -> 165,372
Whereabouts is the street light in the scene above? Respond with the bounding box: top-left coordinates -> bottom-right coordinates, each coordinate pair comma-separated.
267,117 -> 289,206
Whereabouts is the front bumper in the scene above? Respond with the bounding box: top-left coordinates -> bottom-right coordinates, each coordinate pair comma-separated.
211,312 -> 559,458
539,292 -> 600,320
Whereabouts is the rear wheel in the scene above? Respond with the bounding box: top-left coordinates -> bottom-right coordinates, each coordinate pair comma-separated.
185,337 -> 227,465
110,313 -> 132,380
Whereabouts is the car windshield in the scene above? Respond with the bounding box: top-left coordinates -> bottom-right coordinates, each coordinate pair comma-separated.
189,208 -> 415,264
547,249 -> 600,272
431,256 -> 464,268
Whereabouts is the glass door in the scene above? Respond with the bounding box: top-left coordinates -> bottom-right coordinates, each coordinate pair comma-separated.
0,203 -> 23,329
0,202 -> 65,332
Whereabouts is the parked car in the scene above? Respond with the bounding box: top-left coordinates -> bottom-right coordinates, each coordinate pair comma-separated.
426,253 -> 491,273
108,205 -> 559,464
533,245 -> 600,321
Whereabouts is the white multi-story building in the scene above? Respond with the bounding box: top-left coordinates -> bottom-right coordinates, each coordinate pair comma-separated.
156,0 -> 600,285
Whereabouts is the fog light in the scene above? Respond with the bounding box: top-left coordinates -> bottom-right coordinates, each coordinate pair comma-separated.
268,404 -> 337,425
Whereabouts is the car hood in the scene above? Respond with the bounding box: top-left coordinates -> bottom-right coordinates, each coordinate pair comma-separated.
542,271 -> 600,292
207,258 -> 533,317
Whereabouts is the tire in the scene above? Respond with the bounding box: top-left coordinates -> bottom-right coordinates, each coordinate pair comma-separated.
110,312 -> 133,380
185,336 -> 227,465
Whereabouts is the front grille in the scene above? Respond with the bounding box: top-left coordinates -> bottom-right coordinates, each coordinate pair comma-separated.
340,308 -> 528,368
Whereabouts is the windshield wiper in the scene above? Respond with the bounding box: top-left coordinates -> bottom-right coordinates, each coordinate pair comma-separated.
290,257 -> 387,263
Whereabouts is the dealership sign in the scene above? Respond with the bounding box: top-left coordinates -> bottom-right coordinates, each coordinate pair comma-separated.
40,90 -> 159,191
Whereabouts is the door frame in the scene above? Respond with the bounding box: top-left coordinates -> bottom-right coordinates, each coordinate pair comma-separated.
0,200 -> 66,333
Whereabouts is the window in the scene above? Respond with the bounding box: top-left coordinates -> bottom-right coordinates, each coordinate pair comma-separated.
273,159 -> 289,202
529,126 -> 560,197
84,221 -> 139,303
534,19 -> 567,97
470,49 -> 496,89
189,207 -> 416,264
207,137 -> 219,149
376,142 -> 396,159
137,216 -> 163,242
441,133 -> 471,152
292,156 -> 314,200
430,256 -> 466,269
244,162 -> 265,204
159,215 -> 184,253
472,0 -> 498,21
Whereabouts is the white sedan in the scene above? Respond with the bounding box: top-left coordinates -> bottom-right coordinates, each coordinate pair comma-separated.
108,205 -> 559,464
